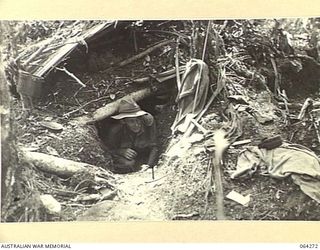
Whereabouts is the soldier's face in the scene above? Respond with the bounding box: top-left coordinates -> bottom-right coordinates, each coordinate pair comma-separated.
125,117 -> 142,133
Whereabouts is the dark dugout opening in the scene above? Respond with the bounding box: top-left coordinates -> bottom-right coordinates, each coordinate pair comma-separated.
95,78 -> 178,172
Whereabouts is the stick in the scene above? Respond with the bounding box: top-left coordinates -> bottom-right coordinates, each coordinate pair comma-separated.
61,203 -> 92,208
206,139 -> 252,151
143,30 -> 189,40
103,39 -> 175,72
280,89 -> 290,124
201,20 -> 211,61
279,101 -> 320,109
22,45 -> 46,68
313,121 -> 320,144
310,113 -> 320,144
175,37 -> 182,92
190,118 -> 208,134
63,96 -> 109,117
145,173 -> 169,184
219,20 -> 229,34
172,212 -> 199,220
191,21 -> 210,114
203,158 -> 213,216
51,187 -> 82,196
270,57 -> 280,94
298,98 -> 313,120
56,67 -> 86,87
213,130 -> 229,220
296,54 -> 320,68
156,21 -> 172,27
118,39 -> 174,67
230,139 -> 252,147
74,190 -> 117,202
133,30 -> 138,53
192,62 -> 203,113
131,66 -> 186,84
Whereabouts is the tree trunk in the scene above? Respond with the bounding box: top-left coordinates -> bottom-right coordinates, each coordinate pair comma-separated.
0,21 -> 20,222
0,39 -> 19,222
0,54 -> 9,203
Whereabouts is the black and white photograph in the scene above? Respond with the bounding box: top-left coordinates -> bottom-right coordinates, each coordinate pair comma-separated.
2,18 -> 320,223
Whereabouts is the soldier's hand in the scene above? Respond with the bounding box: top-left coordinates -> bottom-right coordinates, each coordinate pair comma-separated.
118,148 -> 137,160
141,113 -> 154,126
140,164 -> 150,171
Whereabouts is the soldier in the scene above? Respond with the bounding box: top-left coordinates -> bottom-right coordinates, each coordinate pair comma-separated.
106,98 -> 159,174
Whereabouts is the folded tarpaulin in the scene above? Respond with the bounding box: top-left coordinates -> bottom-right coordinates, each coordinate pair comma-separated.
171,59 -> 209,133
231,143 -> 320,203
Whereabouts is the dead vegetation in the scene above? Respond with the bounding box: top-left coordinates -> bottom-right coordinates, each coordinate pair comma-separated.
2,19 -> 320,222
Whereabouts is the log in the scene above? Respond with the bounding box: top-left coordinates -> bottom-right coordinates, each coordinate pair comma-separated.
23,151 -> 97,177
75,88 -> 153,124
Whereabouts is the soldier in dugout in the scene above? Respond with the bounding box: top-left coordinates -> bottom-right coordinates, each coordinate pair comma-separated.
106,98 -> 159,174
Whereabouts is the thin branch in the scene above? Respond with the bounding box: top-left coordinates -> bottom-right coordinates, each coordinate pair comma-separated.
142,30 -> 189,39
175,37 -> 182,92
64,96 -> 109,117
22,45 -> 46,68
56,67 -> 86,87
270,57 -> 280,94
190,118 -> 208,134
202,20 -> 211,61
104,39 -> 175,71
